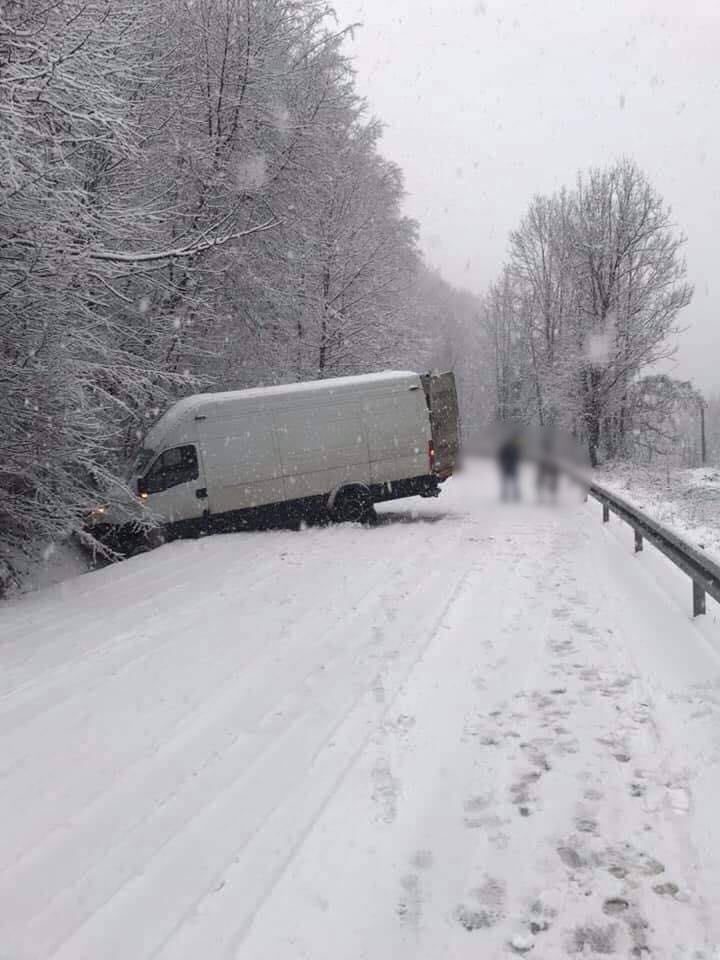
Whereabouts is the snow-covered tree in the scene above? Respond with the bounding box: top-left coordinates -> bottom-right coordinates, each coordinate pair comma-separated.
483,159 -> 693,466
0,0 -> 433,585
624,375 -> 702,464
1,0 -> 181,576
408,267 -> 493,442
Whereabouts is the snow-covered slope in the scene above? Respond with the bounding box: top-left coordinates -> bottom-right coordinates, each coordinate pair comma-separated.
597,462 -> 720,566
1,462 -> 719,959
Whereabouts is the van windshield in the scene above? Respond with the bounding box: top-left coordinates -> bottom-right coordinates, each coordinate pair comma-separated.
129,447 -> 156,479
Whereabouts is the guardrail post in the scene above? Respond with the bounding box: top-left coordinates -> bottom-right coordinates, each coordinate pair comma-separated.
693,581 -> 706,617
602,503 -> 610,523
634,529 -> 643,553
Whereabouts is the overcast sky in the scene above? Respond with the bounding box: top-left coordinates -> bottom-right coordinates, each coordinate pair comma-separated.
332,0 -> 720,394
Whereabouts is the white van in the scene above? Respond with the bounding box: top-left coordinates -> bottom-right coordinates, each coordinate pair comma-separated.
92,370 -> 459,546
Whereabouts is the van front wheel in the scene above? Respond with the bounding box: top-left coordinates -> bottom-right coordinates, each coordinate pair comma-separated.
332,487 -> 375,525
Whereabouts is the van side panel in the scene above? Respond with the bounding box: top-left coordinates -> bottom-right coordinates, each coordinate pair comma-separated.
199,413 -> 284,513
364,389 -> 431,485
274,402 -> 370,499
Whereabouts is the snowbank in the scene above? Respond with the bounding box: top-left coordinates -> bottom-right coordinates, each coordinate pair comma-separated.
596,462 -> 720,566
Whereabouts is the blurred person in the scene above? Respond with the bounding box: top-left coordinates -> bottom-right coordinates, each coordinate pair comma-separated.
497,429 -> 522,501
536,427 -> 559,502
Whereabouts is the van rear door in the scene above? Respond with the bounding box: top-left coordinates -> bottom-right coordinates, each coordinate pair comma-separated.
421,372 -> 460,479
363,384 -> 430,484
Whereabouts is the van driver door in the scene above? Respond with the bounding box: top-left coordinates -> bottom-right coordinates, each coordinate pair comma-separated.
139,442 -> 207,525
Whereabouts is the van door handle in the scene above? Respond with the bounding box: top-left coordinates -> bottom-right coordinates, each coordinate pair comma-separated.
196,488 -> 208,499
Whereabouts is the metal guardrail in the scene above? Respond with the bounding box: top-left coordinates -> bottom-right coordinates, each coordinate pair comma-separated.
578,473 -> 720,618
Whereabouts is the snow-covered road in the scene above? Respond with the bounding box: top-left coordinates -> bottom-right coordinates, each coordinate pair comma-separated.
2,461 -> 720,959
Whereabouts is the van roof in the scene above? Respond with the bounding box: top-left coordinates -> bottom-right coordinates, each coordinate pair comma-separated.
143,371 -> 422,450
200,370 -> 420,404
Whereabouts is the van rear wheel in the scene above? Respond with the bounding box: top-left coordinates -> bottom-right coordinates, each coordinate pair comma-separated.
332,487 -> 375,525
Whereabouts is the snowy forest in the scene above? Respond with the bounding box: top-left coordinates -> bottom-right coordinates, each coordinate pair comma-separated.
1,0 -> 438,577
1,0 -> 713,583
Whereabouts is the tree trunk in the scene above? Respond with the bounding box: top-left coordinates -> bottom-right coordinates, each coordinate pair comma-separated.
583,369 -> 602,467
319,265 -> 331,374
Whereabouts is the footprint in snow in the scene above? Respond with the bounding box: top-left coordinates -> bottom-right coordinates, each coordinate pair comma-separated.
384,713 -> 415,740
465,793 -> 493,813
575,816 -> 598,834
510,770 -> 542,807
654,881 -> 690,906
553,736 -> 580,756
520,739 -> 552,771
606,842 -> 665,878
472,875 -> 506,911
653,881 -> 680,898
462,716 -> 502,745
630,703 -> 651,725
488,830 -> 510,850
668,784 -> 691,814
550,637 -> 576,657
454,904 -> 497,932
603,897 -> 629,915
396,873 -> 422,926
465,812 -> 505,831
569,923 -> 618,955
371,758 -> 399,824
557,844 -> 586,870
556,836 -> 602,871
412,849 -> 434,871
531,691 -> 556,711
509,933 -> 534,953
527,896 -> 557,931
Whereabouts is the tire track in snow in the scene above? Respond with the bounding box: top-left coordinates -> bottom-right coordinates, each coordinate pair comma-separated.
163,554 -> 481,960
0,549 -> 403,913
234,514 -> 568,960
5,513 -> 478,958
0,543 -> 289,721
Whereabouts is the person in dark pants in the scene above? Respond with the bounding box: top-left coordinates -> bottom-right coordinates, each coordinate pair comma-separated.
497,432 -> 522,501
536,428 -> 559,502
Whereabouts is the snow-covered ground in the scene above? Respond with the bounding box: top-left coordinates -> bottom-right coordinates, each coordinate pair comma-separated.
0,540 -> 94,604
597,461 -> 720,567
1,460 -> 720,959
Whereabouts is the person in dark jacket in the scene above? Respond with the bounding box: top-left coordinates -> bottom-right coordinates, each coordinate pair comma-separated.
536,427 -> 559,502
497,431 -> 522,501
